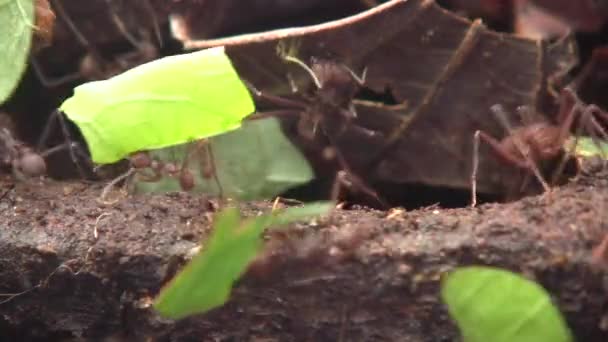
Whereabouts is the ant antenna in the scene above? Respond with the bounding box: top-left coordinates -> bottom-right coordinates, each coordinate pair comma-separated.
142,0 -> 163,47
99,167 -> 135,204
276,41 -> 322,89
344,65 -> 367,86
490,104 -> 551,193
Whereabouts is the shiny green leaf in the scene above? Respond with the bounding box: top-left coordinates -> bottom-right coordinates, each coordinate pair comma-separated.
60,46 -> 255,164
441,266 -> 573,342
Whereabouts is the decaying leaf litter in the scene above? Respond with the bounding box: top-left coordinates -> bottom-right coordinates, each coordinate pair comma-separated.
1,0 -> 608,340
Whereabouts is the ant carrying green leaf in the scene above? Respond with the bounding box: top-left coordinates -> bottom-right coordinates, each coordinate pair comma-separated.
33,46 -> 255,200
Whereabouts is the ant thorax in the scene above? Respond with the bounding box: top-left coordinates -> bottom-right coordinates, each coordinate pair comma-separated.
310,59 -> 359,110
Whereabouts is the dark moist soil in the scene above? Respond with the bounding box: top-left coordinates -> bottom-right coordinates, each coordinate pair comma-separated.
0,159 -> 607,341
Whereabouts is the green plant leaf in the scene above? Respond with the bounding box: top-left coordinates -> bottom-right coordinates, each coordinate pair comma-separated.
132,117 -> 314,200
0,0 -> 34,104
154,202 -> 333,320
59,46 -> 255,164
566,137 -> 608,159
441,266 -> 573,342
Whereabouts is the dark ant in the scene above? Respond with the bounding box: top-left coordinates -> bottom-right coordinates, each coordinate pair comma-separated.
0,125 -> 79,180
246,41 -> 400,207
471,87 -> 608,207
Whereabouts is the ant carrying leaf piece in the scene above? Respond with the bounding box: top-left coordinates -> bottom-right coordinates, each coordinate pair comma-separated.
132,117 -> 315,201
59,46 -> 255,165
471,87 -> 608,206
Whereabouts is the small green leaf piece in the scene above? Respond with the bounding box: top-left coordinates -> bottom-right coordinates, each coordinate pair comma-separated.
133,117 -> 314,200
441,266 -> 573,342
567,137 -> 608,159
60,46 -> 255,164
0,0 -> 34,104
154,202 -> 333,320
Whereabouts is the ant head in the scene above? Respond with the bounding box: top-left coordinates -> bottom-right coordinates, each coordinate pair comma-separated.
310,58 -> 361,109
130,151 -> 152,169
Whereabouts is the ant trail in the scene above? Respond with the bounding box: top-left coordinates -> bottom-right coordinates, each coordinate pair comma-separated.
491,104 -> 551,193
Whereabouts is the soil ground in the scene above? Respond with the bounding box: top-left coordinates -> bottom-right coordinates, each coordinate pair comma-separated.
0,158 -> 606,341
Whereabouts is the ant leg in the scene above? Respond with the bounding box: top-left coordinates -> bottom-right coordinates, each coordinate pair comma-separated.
490,105 -> 551,193
581,105 -> 608,160
50,0 -> 106,66
196,140 -> 224,199
556,87 -> 579,125
99,168 -> 136,204
30,56 -> 82,88
246,110 -> 302,121
142,0 -> 163,47
37,109 -> 60,151
471,131 -> 481,207
324,143 -> 388,208
550,104 -> 587,185
243,81 -> 307,110
52,110 -> 92,179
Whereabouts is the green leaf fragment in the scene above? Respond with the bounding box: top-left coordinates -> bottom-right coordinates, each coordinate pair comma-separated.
133,117 -> 314,201
59,46 -> 255,164
154,202 -> 333,320
566,137 -> 608,159
441,266 -> 573,342
0,0 -> 34,104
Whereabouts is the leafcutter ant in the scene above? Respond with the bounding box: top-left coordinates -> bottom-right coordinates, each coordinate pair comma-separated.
95,138 -> 224,203
246,41 -> 403,207
471,87 -> 608,207
0,118 -> 84,181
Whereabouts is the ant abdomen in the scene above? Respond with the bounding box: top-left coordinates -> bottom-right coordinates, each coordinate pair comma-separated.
179,169 -> 195,191
14,151 -> 47,177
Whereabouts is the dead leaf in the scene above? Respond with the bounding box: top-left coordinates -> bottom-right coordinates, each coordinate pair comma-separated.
171,0 -> 578,201
526,0 -> 608,33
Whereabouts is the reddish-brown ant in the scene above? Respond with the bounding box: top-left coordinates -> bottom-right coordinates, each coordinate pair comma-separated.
246,41 -> 402,207
471,87 -> 608,206
0,124 -> 84,180
105,139 -> 221,199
